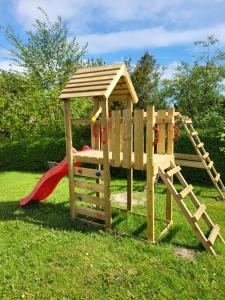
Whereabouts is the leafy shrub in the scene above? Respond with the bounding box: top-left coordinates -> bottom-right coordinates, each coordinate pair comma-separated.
0,128 -> 224,185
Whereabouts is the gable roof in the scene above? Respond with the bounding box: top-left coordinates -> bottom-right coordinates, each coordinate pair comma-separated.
59,63 -> 138,103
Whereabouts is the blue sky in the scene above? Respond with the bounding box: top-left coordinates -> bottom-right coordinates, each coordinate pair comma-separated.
0,0 -> 225,76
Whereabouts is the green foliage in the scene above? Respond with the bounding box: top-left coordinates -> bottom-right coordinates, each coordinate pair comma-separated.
125,52 -> 166,109
3,8 -> 86,90
0,128 -> 224,185
161,36 -> 225,126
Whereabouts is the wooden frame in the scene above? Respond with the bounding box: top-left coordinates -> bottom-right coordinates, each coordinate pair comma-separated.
60,63 -> 224,255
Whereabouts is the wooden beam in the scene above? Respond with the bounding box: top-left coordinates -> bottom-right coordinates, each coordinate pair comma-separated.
101,97 -> 112,229
63,99 -> 75,220
146,106 -> 155,242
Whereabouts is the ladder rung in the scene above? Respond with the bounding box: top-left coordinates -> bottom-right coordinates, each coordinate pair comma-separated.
76,206 -> 105,220
215,173 -> 220,182
197,142 -> 204,149
184,119 -> 192,124
191,131 -> 198,136
192,204 -> 206,222
208,225 -> 220,246
202,152 -> 209,159
167,166 -> 181,177
74,180 -> 104,193
207,161 -> 214,169
179,184 -> 193,199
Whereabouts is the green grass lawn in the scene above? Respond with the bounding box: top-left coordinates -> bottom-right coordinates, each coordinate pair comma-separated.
0,171 -> 224,299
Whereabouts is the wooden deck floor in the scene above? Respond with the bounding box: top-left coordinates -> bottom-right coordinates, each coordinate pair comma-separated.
74,150 -> 173,171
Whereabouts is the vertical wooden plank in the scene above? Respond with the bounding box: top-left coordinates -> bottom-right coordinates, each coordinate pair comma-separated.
112,110 -> 121,167
108,115 -> 112,151
91,98 -> 101,150
122,108 -> 132,168
101,98 -> 112,229
64,99 -> 75,220
167,108 -> 175,155
120,119 -> 123,152
146,106 -> 155,242
166,108 -> 175,222
93,98 -> 101,201
126,96 -> 133,212
134,109 -> 144,169
157,110 -> 166,154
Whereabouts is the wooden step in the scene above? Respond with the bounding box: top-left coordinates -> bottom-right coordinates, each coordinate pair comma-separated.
207,161 -> 214,169
74,167 -> 104,179
167,166 -> 181,177
202,152 -> 209,159
74,180 -> 104,193
191,131 -> 198,136
197,142 -> 204,149
192,204 -> 206,222
184,119 -> 192,124
179,184 -> 193,199
208,225 -> 220,246
75,193 -> 105,207
215,173 -> 220,182
76,206 -> 105,220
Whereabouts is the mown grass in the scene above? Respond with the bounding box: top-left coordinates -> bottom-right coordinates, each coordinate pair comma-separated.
0,171 -> 224,299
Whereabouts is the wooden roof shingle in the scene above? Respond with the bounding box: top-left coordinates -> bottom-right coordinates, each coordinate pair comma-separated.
59,63 -> 138,103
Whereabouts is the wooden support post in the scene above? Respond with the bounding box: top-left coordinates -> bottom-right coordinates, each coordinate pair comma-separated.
166,107 -> 175,223
101,97 -> 112,229
146,106 -> 155,242
126,96 -> 133,212
127,169 -> 133,212
93,98 -> 101,201
64,99 -> 76,220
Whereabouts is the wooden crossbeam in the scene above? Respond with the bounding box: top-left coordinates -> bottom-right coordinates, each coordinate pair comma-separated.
202,152 -> 209,159
167,166 -> 181,177
192,204 -> 206,222
75,193 -> 105,207
74,180 -> 104,193
191,131 -> 198,136
74,167 -> 104,179
215,173 -> 220,182
179,185 -> 193,199
197,142 -> 204,149
208,225 -> 220,246
208,161 -> 214,169
76,206 -> 105,220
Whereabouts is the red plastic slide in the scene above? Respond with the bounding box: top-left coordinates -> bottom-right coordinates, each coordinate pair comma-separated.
20,146 -> 91,206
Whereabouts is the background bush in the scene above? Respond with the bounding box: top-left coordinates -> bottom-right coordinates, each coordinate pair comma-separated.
0,127 -> 224,185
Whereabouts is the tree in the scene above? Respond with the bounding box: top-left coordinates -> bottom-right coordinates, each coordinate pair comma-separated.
130,52 -> 164,109
161,36 -> 225,126
2,8 -> 86,91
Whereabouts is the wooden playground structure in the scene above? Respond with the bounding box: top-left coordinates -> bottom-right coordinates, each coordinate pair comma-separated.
60,64 -> 224,255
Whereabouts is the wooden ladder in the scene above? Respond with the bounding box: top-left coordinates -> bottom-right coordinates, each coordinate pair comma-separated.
73,165 -> 107,223
180,116 -> 225,200
159,160 -> 224,255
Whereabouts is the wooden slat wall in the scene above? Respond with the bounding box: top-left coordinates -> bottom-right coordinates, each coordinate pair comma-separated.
134,109 -> 144,169
122,108 -> 132,168
111,110 -> 121,167
157,110 -> 166,154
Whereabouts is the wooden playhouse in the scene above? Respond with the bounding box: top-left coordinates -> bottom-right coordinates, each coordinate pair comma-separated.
59,63 -> 224,255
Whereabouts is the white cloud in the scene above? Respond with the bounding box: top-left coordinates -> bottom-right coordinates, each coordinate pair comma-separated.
160,62 -> 180,80
77,23 -> 225,54
0,60 -> 24,72
12,0 -> 225,33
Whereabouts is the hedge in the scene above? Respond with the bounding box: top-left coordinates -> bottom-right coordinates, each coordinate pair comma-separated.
0,128 -> 224,185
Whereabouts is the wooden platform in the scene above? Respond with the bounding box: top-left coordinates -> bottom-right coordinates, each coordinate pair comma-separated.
74,149 -> 173,171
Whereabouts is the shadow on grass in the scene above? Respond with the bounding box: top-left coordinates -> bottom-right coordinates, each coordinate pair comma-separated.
160,225 -> 204,251
0,200 -> 102,235
0,200 -> 205,252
